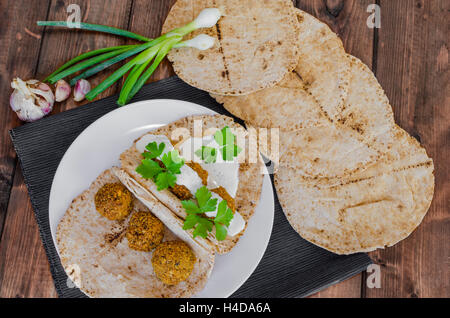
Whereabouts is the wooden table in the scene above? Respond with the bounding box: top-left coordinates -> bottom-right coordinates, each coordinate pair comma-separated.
0,0 -> 448,298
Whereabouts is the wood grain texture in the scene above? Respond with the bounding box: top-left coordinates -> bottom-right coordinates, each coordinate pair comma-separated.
0,0 -> 133,298
366,0 -> 449,298
127,0 -> 177,83
0,0 -> 50,246
0,0 -> 447,298
297,0 -> 376,298
0,166 -> 57,298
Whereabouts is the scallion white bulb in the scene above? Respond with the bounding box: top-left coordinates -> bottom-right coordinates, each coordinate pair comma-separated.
193,8 -> 222,29
178,34 -> 216,50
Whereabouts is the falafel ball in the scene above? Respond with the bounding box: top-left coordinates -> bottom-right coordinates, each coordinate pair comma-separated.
151,241 -> 196,285
127,211 -> 165,251
94,183 -> 133,221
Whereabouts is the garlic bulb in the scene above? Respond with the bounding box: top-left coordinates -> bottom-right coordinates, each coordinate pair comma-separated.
74,79 -> 91,102
55,79 -> 71,102
10,78 -> 55,122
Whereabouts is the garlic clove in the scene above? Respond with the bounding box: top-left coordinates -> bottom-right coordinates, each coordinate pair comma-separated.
55,79 -> 71,102
74,79 -> 91,102
10,78 -> 55,122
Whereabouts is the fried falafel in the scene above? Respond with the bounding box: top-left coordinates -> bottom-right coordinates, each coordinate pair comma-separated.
151,241 -> 196,285
95,183 -> 133,220
127,211 -> 165,251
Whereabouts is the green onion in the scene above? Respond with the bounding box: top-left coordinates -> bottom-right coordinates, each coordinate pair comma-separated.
40,8 -> 223,105
85,41 -> 164,101
122,36 -> 182,105
69,45 -> 148,86
44,45 -> 134,82
117,59 -> 153,106
47,47 -> 133,84
37,21 -> 151,42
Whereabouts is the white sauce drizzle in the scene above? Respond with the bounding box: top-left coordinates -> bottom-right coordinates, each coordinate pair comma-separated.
136,133 -> 245,237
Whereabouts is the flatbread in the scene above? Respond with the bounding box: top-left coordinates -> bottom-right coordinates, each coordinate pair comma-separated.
162,0 -> 300,96
294,9 -> 351,121
275,127 -> 435,254
57,168 -> 215,298
214,72 -> 329,130
339,55 -> 395,154
120,115 -> 264,254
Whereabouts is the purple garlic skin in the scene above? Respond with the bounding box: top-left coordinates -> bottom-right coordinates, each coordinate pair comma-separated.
10,78 -> 55,122
55,79 -> 71,102
74,79 -> 91,102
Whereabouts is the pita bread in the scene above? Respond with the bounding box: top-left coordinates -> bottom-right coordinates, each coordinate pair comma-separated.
339,55 -> 395,153
214,72 -> 329,130
162,0 -> 300,96
275,127 -> 435,254
57,168 -> 214,298
120,115 -> 264,254
294,9 -> 351,121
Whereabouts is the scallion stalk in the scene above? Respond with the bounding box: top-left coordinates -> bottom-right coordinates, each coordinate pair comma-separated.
47,47 -> 134,84
37,21 -> 152,42
44,45 -> 135,82
122,36 -> 182,105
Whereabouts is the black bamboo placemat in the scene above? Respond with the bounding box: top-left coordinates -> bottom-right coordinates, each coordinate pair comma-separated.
9,76 -> 372,298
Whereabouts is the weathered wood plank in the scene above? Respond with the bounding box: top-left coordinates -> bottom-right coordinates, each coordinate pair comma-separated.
36,0 -> 134,111
366,0 -> 449,298
0,166 -> 57,298
297,0 -> 376,298
0,0 -> 133,298
0,0 -> 50,247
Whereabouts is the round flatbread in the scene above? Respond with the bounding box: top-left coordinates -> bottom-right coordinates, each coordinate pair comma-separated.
339,55 -> 395,154
162,0 -> 300,96
214,72 -> 328,130
275,127 -> 435,254
57,168 -> 215,298
294,9 -> 351,121
120,115 -> 264,254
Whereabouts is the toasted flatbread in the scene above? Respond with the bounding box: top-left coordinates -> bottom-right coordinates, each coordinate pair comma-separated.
57,168 -> 215,298
294,9 -> 351,121
162,0 -> 300,96
339,55 -> 395,154
120,115 -> 264,254
275,127 -> 435,254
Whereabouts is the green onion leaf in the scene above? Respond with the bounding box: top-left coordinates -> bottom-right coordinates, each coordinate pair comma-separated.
44,45 -> 134,82
123,36 -> 182,104
37,21 -> 151,42
47,47 -> 132,84
69,44 -> 147,86
84,40 -> 159,101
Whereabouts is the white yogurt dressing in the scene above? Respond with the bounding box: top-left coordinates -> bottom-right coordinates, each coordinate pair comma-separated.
136,134 -> 245,237
177,136 -> 240,197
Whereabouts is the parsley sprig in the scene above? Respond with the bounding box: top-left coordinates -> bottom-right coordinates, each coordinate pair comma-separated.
136,142 -> 185,191
195,127 -> 242,163
182,186 -> 234,241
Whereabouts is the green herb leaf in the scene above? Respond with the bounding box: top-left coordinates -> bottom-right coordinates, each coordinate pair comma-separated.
136,158 -> 163,179
155,172 -> 177,191
137,142 -> 185,191
192,218 -> 214,239
214,223 -> 228,241
196,186 -> 218,213
161,150 -> 184,175
183,214 -> 200,230
144,142 -> 165,159
181,200 -> 202,214
195,146 -> 217,163
215,200 -> 234,227
214,126 -> 235,147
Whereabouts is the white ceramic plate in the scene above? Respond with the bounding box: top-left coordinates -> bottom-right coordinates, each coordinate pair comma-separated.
49,99 -> 274,298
